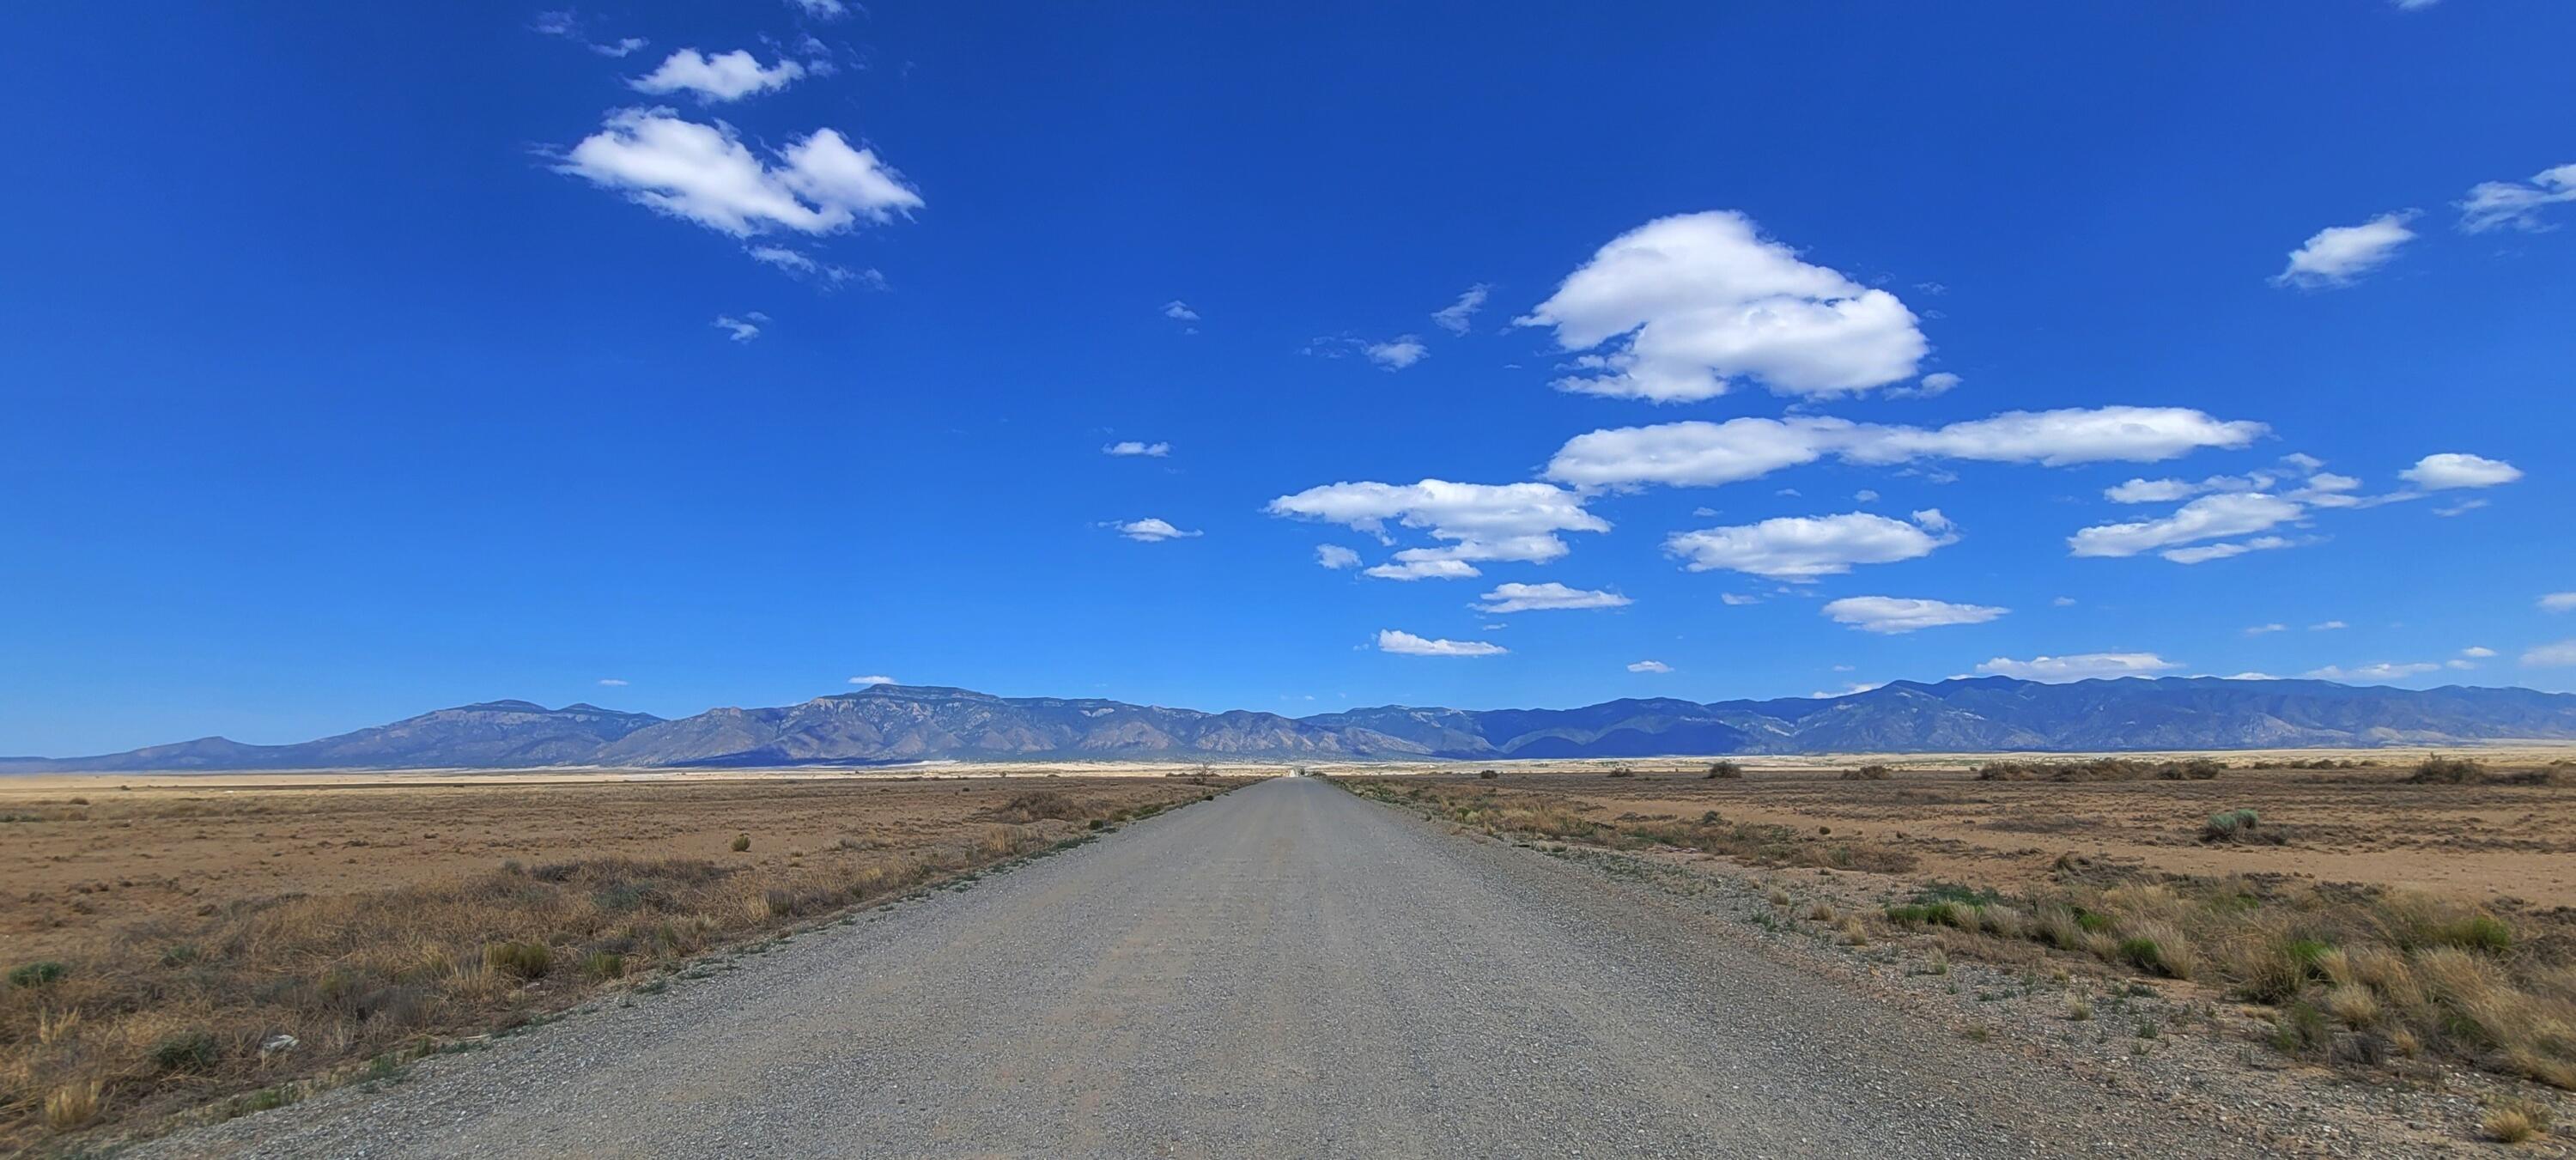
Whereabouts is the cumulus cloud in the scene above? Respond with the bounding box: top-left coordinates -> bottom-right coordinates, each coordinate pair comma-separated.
1103,440 -> 1170,458
1975,653 -> 2181,682
557,108 -> 921,238
1315,544 -> 1361,569
2270,212 -> 2416,288
2305,661 -> 2442,683
1886,371 -> 1960,399
1377,629 -> 1506,658
1365,336 -> 1429,369
630,49 -> 805,101
1431,285 -> 1490,334
1163,300 -> 1199,322
1517,210 -> 1927,401
2543,592 -> 2576,613
787,0 -> 849,17
848,674 -> 894,685
1627,659 -> 1674,673
2459,162 -> 2576,233
712,313 -> 766,342
1543,407 -> 2263,489
2525,641 -> 2576,668
2399,452 -> 2522,490
2068,493 -> 2305,559
1113,518 -> 1200,542
533,11 -> 647,56
1474,582 -> 1631,613
1821,596 -> 2008,635
1267,479 -> 1608,580
2462,646 -> 2497,659
1666,511 -> 1955,580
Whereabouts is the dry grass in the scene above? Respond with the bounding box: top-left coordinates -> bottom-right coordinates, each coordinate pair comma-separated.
1342,761 -> 2576,1095
0,775 -> 1234,1151
1342,780 -> 1916,874
1973,757 -> 2224,782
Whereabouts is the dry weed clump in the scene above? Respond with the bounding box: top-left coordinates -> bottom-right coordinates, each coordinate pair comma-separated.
1841,764 -> 1894,781
1972,757 -> 2223,782
0,785 -> 1206,1151
1348,780 -> 1915,874
1880,872 -> 2576,1089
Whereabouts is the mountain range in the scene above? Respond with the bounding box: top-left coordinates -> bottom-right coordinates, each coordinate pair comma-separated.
8,677 -> 2575,773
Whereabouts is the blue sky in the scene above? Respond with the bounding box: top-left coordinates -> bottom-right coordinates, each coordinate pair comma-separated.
4,1 -> 2573,755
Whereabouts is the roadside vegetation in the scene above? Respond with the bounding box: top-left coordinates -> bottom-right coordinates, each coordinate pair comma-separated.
1342,759 -> 2576,1099
0,780 -> 1233,1151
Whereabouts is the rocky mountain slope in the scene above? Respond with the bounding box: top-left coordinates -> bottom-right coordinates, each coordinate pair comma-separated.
9,677 -> 2573,772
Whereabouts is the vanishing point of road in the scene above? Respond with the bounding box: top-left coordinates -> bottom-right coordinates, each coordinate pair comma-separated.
145,776 -> 2258,1158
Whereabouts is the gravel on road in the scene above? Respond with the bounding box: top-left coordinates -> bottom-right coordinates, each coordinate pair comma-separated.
137,776 -> 2263,1158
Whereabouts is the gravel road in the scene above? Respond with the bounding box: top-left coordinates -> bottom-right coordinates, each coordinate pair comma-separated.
139,776 -> 2262,1158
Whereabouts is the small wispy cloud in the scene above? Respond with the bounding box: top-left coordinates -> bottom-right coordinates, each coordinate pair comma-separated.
713,313 -> 767,342
1431,284 -> 1490,335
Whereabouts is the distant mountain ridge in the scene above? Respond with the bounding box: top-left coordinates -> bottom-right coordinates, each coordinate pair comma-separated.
9,677 -> 2575,773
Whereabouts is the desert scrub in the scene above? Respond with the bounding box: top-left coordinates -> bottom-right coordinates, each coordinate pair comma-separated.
1346,780 -> 1916,873
0,781 -> 1217,1150
1973,757 -> 2221,782
1842,763 -> 1894,780
1704,761 -> 1743,780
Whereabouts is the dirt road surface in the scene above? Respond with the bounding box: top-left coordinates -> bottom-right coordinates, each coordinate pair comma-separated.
140,777 -> 2258,1157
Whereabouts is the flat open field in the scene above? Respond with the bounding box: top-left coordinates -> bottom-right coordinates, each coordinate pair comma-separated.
1332,745 -> 2576,907
0,770 -> 1241,1150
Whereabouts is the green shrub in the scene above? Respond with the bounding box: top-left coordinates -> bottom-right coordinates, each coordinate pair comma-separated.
1705,761 -> 1743,780
1843,764 -> 1893,780
581,950 -> 625,981
483,941 -> 552,981
730,833 -> 752,853
9,962 -> 67,987
151,1031 -> 223,1072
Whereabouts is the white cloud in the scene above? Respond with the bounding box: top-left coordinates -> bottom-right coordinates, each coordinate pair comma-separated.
2524,640 -> 2576,668
1364,559 -> 1481,581
598,677 -> 629,687
1543,406 -> 2263,489
2399,452 -> 2522,490
1163,300 -> 1199,322
2305,661 -> 2441,683
1474,582 -> 1631,613
630,49 -> 805,101
557,108 -> 921,238
1431,285 -> 1490,335
2461,646 -> 2497,659
2052,596 -> 2077,607
1376,629 -> 1506,658
533,12 -> 648,57
1821,596 -> 2008,635
2459,162 -> 2576,233
2245,623 -> 2287,635
2270,212 -> 2416,288
744,246 -> 868,285
1666,511 -> 1955,580
787,0 -> 849,17
2225,671 -> 2282,681
2433,498 -> 2489,517
1721,592 -> 1761,606
712,313 -> 765,342
1517,210 -> 1927,401
2161,536 -> 2294,564
1365,336 -> 1428,369
1315,544 -> 1361,569
2542,592 -> 2576,613
848,674 -> 894,685
2068,493 -> 2305,558
1267,479 -> 1608,580
1853,489 -> 1879,503
1887,371 -> 1960,399
1627,659 -> 1674,673
1103,440 -> 1170,458
1113,518 -> 1200,542
1976,653 -> 2181,682
2311,620 -> 2348,631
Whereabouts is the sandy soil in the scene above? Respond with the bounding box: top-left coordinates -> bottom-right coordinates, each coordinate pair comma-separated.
1361,747 -> 2576,908
0,771 -> 1219,960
